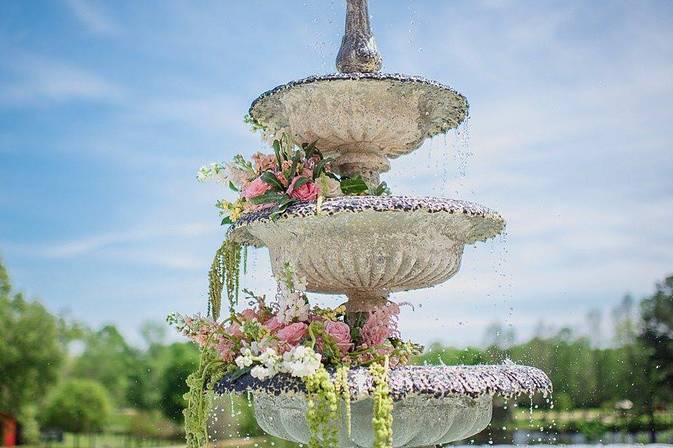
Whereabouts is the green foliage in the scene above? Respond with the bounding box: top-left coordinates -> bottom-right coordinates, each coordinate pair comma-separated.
0,259 -> 65,437
339,176 -> 369,195
41,379 -> 112,433
72,325 -> 138,406
159,343 -> 201,421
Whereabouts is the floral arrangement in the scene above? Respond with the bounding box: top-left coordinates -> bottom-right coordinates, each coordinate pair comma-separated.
169,262 -> 421,448
197,134 -> 390,223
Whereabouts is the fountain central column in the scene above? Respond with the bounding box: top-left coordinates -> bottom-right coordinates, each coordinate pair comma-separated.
336,0 -> 382,73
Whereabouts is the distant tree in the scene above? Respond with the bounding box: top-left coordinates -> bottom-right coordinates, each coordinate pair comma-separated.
0,259 -> 65,443
41,379 -> 112,434
159,343 -> 200,421
72,325 -> 138,405
637,275 -> 673,442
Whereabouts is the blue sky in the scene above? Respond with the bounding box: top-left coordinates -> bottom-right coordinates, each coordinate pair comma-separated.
1,0 -> 672,347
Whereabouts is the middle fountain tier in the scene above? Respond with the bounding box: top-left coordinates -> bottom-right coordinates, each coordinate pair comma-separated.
228,196 -> 504,310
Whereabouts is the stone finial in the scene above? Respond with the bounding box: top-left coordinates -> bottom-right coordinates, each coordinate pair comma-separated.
336,0 -> 382,73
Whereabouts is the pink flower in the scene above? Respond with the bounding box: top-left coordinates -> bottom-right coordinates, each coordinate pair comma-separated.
360,302 -> 400,347
240,308 -> 257,321
323,321 -> 352,355
277,322 -> 308,346
275,171 -> 289,188
243,177 -> 271,200
226,323 -> 244,338
216,337 -> 235,362
251,152 -> 277,172
304,155 -> 320,171
287,177 -> 318,201
264,316 -> 284,333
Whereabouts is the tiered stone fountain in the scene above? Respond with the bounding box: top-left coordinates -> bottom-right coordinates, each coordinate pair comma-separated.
217,1 -> 552,446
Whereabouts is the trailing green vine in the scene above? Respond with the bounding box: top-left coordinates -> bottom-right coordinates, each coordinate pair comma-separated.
304,367 -> 339,448
370,357 -> 393,448
183,347 -> 230,448
334,365 -> 352,438
208,239 -> 244,320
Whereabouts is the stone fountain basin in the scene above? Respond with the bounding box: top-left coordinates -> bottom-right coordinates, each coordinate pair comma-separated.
216,364 -> 552,448
228,196 -> 504,296
250,73 -> 469,174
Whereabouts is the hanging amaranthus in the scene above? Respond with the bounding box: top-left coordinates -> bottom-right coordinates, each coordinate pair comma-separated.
208,239 -> 245,320
370,357 -> 393,448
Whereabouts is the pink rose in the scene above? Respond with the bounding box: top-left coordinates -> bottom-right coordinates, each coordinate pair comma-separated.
323,321 -> 352,355
287,177 -> 318,201
277,322 -> 308,346
264,316 -> 284,333
243,177 -> 271,200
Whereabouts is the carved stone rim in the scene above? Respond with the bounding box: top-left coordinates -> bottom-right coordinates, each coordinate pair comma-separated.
216,364 -> 552,402
227,195 -> 504,247
249,72 -> 469,137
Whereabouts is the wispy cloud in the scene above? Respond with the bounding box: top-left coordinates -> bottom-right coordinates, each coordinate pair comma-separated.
64,0 -> 119,36
0,55 -> 125,106
37,222 -> 214,258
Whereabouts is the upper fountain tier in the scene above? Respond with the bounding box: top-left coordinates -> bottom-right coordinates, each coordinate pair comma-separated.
250,74 -> 467,186
249,0 -> 468,187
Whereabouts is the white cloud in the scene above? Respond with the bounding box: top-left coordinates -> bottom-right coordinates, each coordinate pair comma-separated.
64,0 -> 119,36
38,222 -> 215,258
0,56 -> 125,106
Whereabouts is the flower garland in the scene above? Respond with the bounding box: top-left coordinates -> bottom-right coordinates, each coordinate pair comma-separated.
197,134 -> 390,223
170,262 -> 422,448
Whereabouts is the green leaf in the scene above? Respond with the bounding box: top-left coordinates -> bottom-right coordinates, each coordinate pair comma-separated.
369,181 -> 391,196
249,191 -> 288,205
303,140 -> 321,159
260,171 -> 284,191
221,216 -> 233,225
228,181 -> 239,192
340,175 -> 369,195
228,366 -> 252,381
290,176 -> 310,191
312,157 -> 334,180
269,198 -> 297,220
272,140 -> 283,170
286,150 -> 302,183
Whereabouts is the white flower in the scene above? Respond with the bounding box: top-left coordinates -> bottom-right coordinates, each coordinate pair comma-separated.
235,347 -> 254,369
197,163 -> 225,182
259,348 -> 281,369
250,365 -> 273,380
276,284 -> 310,324
280,345 -> 322,378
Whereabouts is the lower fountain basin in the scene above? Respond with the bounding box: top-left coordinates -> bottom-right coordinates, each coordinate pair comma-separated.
253,393 -> 492,448
216,364 -> 552,448
228,196 -> 504,297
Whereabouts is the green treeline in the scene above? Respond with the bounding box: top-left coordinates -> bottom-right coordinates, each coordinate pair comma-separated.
1,257 -> 671,444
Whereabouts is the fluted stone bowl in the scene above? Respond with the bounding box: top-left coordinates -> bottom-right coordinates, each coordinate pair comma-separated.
250,73 -> 468,177
216,364 -> 552,448
228,196 -> 504,297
